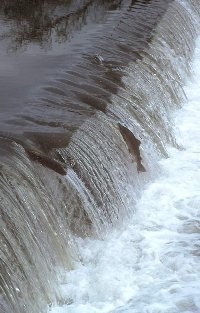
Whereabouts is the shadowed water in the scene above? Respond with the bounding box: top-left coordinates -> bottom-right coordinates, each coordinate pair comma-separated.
1,0 -> 200,313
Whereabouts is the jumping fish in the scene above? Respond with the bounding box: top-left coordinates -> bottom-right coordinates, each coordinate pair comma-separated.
118,123 -> 146,173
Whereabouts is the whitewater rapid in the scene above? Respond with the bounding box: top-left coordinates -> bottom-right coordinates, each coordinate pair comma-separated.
48,36 -> 200,313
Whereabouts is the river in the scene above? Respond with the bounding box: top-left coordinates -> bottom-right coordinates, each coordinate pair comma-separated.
0,1 -> 200,313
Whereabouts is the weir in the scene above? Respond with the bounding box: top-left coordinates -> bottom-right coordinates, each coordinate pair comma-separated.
0,1 -> 200,312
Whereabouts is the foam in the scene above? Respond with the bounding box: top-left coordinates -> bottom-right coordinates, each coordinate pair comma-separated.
48,29 -> 200,313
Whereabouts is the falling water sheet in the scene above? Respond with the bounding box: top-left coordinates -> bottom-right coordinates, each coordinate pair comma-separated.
0,1 -> 200,313
48,33 -> 200,313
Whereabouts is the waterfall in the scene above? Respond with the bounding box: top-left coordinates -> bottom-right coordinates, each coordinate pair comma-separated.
0,1 -> 200,312
49,33 -> 200,313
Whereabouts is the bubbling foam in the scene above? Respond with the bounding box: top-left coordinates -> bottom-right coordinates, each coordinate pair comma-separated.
48,34 -> 200,313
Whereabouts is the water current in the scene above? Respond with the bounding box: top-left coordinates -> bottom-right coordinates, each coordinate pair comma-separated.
0,1 -> 200,313
49,35 -> 200,313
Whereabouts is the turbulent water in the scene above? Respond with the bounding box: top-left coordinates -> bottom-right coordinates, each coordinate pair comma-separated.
0,0 -> 200,313
49,37 -> 200,313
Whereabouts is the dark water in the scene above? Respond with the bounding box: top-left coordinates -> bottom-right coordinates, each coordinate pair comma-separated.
1,0 -> 199,312
0,0 -> 171,148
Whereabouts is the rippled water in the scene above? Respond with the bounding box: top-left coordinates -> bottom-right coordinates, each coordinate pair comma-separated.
0,0 -> 171,137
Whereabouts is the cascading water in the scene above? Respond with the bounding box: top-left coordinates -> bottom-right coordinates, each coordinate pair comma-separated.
50,34 -> 200,312
0,0 -> 200,313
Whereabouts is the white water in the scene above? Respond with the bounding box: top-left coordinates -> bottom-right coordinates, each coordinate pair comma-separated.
49,36 -> 200,313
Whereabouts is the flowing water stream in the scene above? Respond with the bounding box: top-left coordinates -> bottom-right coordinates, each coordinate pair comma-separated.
49,36 -> 200,313
0,1 -> 200,313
